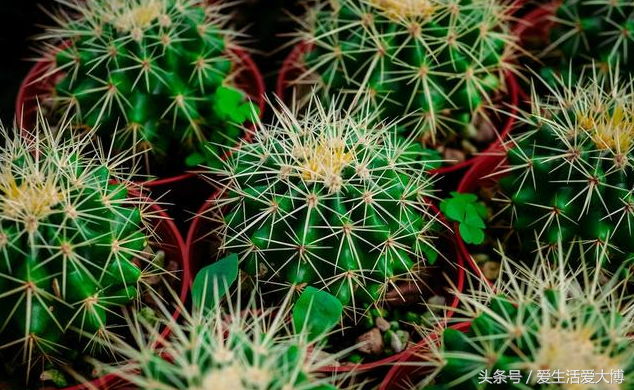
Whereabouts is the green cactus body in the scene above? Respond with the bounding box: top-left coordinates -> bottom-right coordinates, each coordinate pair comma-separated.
544,0 -> 634,84
496,71 -> 634,271
209,99 -> 442,317
47,0 -> 257,176
101,293 -> 342,390
297,0 -> 515,158
0,120 -> 152,386
421,249 -> 634,390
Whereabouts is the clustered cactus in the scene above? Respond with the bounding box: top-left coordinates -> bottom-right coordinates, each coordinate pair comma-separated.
101,288 -> 343,390
295,0 -> 517,161
494,70 -> 634,272
418,244 -> 634,390
208,97 -> 444,318
44,0 -> 257,176
0,116 -> 158,387
543,0 -> 634,84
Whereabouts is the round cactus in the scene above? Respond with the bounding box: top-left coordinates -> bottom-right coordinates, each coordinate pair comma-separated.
0,114 -> 156,387
43,0 -> 258,176
418,245 -> 634,389
293,0 -> 517,161
495,69 -> 634,271
100,289 -> 343,390
207,96 -> 444,319
543,0 -> 634,84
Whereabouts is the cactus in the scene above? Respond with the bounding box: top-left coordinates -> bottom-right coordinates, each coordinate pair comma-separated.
494,69 -> 634,272
293,0 -> 517,161
43,0 -> 258,177
0,114 -> 156,387
206,96 -> 444,320
418,243 -> 634,389
543,0 -> 634,84
99,285 -> 344,390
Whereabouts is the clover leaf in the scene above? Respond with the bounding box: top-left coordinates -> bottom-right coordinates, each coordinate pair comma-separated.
213,86 -> 259,124
440,192 -> 487,245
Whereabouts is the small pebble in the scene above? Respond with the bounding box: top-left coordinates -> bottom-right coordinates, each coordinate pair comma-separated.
356,328 -> 383,356
482,261 -> 501,280
473,117 -> 497,143
375,316 -> 391,332
443,148 -> 466,165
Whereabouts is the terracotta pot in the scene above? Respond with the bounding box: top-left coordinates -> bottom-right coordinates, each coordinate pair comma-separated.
35,190 -> 190,390
185,190 -> 475,375
275,43 -> 520,176
379,322 -> 472,390
15,48 -> 265,192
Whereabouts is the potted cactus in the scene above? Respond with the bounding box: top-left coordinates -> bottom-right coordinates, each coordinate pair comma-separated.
94,260 -> 349,390
17,0 -> 265,186
380,244 -> 634,390
186,95 -> 470,370
0,112 -> 188,390
522,0 -> 634,86
453,67 -> 634,280
277,0 -> 520,172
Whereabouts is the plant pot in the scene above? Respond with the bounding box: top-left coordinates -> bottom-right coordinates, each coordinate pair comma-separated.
378,322 -> 472,390
43,189 -> 190,390
185,190 -> 474,376
15,48 -> 265,196
275,43 -> 520,178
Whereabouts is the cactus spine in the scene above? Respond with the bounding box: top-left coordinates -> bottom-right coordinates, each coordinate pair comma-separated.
294,0 -> 517,160
43,0 -> 257,176
207,96 -> 444,320
0,114 -> 156,387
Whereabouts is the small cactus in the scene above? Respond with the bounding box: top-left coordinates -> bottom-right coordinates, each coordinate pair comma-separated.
98,286 -> 344,390
206,96 -> 444,320
495,69 -> 634,271
417,243 -> 634,389
293,0 -> 517,159
42,0 -> 258,176
543,0 -> 634,84
0,113 -> 157,387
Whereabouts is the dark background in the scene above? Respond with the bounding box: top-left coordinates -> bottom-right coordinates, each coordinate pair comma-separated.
0,0 -> 304,126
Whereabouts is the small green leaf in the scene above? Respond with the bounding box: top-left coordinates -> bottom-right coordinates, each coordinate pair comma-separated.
192,253 -> 239,312
459,223 -> 485,245
464,204 -> 486,229
293,287 -> 343,341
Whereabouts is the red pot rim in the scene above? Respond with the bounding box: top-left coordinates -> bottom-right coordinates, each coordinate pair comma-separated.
15,47 -> 265,190
50,189 -> 190,390
378,321 -> 472,390
275,42 -> 521,175
186,190 -> 472,374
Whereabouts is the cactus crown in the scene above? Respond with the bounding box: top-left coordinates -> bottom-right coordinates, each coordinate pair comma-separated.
293,0 -> 517,149
545,0 -> 634,82
418,243 -> 634,389
42,0 -> 257,177
100,288 -> 344,390
0,114 -> 158,386
495,69 -> 634,270
206,96 -> 444,321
